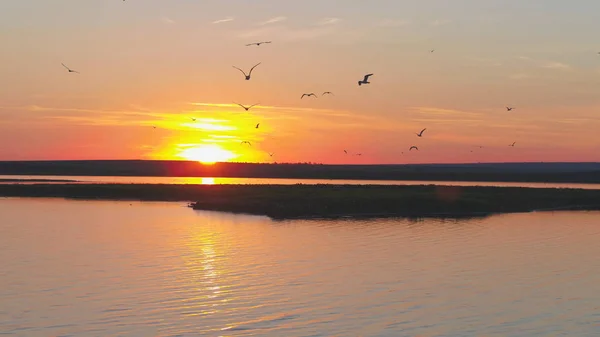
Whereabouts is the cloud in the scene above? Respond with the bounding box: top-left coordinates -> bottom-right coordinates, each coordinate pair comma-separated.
408,106 -> 483,117
237,24 -> 340,41
317,17 -> 341,26
430,19 -> 451,27
259,16 -> 287,26
212,17 -> 234,24
540,61 -> 571,70
376,19 -> 410,27
508,73 -> 532,80
161,17 -> 175,24
517,56 -> 571,71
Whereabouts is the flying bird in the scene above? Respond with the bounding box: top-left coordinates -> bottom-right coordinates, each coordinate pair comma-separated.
358,74 -> 373,86
234,102 -> 259,111
268,152 -> 274,157
301,93 -> 318,99
355,153 -> 362,156
416,128 -> 427,137
246,41 -> 271,47
343,150 -> 348,154
240,141 -> 252,146
430,49 -> 435,53
506,106 -> 515,111
509,142 -> 516,147
233,63 -> 261,80
322,91 -> 334,96
191,118 -> 197,122
255,123 -> 260,129
409,146 -> 419,151
61,63 -> 79,73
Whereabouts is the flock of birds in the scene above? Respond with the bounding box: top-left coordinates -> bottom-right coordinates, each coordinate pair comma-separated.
56,10 -> 539,163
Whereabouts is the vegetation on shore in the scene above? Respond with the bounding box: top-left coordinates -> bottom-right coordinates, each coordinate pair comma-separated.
1,160 -> 600,183
1,183 -> 600,220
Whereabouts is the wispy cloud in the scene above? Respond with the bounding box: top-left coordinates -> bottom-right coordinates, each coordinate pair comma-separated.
161,17 -> 175,24
376,19 -> 410,27
540,61 -> 571,70
517,56 -> 572,71
212,17 -> 234,24
317,17 -> 341,26
408,107 -> 483,118
508,73 -> 532,80
430,19 -> 451,27
237,24 -> 340,41
259,16 -> 287,26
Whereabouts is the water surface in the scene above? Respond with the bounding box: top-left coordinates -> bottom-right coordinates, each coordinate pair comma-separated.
1,198 -> 600,336
2,175 -> 600,190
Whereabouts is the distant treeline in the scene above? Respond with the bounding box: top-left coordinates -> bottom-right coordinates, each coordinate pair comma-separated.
1,160 -> 600,183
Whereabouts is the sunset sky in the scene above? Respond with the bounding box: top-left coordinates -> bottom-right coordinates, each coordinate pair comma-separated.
1,0 -> 599,164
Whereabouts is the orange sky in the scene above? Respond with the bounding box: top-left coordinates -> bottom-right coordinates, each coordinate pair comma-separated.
1,1 -> 599,164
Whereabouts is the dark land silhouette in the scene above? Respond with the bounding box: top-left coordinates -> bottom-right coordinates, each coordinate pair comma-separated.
1,183 -> 600,220
1,160 -> 600,183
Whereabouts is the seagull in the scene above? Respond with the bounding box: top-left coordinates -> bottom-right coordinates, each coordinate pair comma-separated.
255,123 -> 260,129
234,102 -> 259,111
358,74 -> 373,86
509,142 -> 516,147
61,63 -> 79,73
301,93 -> 318,99
430,49 -> 435,53
246,41 -> 271,47
506,106 -> 515,111
409,146 -> 419,151
416,128 -> 427,137
322,91 -> 334,96
355,153 -> 362,156
240,141 -> 252,146
191,118 -> 197,122
232,63 -> 261,80
268,152 -> 274,157
343,150 -> 348,154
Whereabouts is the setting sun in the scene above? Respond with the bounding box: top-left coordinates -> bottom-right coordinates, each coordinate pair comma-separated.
177,144 -> 237,164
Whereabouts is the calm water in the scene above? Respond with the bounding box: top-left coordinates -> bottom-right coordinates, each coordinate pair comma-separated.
2,175 -> 600,190
1,199 -> 600,336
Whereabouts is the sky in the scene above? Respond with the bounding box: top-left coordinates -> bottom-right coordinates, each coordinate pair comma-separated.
1,0 -> 599,164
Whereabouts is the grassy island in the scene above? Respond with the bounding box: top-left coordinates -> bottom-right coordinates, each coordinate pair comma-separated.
1,183 -> 600,220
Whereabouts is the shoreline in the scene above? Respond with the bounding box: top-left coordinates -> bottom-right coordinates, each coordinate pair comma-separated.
2,183 -> 600,220
2,160 -> 600,184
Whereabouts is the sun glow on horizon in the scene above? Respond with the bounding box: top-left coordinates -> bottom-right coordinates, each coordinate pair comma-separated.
177,144 -> 238,164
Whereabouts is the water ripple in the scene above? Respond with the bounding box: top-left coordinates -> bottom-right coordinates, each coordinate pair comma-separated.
1,199 -> 600,336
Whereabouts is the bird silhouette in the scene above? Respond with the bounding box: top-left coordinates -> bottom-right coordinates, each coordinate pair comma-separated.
301,93 -> 318,99
191,118 -> 197,122
61,63 -> 79,73
233,63 -> 261,80
343,150 -> 348,154
268,152 -> 274,157
322,91 -> 334,96
240,141 -> 252,146
509,142 -> 516,147
255,123 -> 260,129
506,106 -> 515,111
430,49 -> 435,53
234,103 -> 259,111
246,41 -> 271,47
409,146 -> 419,151
355,153 -> 362,156
358,74 -> 373,86
416,128 -> 427,137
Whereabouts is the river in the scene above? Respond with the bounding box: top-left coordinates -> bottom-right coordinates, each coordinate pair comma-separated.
2,175 -> 600,190
1,198 -> 599,336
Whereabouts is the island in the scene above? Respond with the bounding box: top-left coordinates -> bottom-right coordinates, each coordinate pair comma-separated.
1,183 -> 600,220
